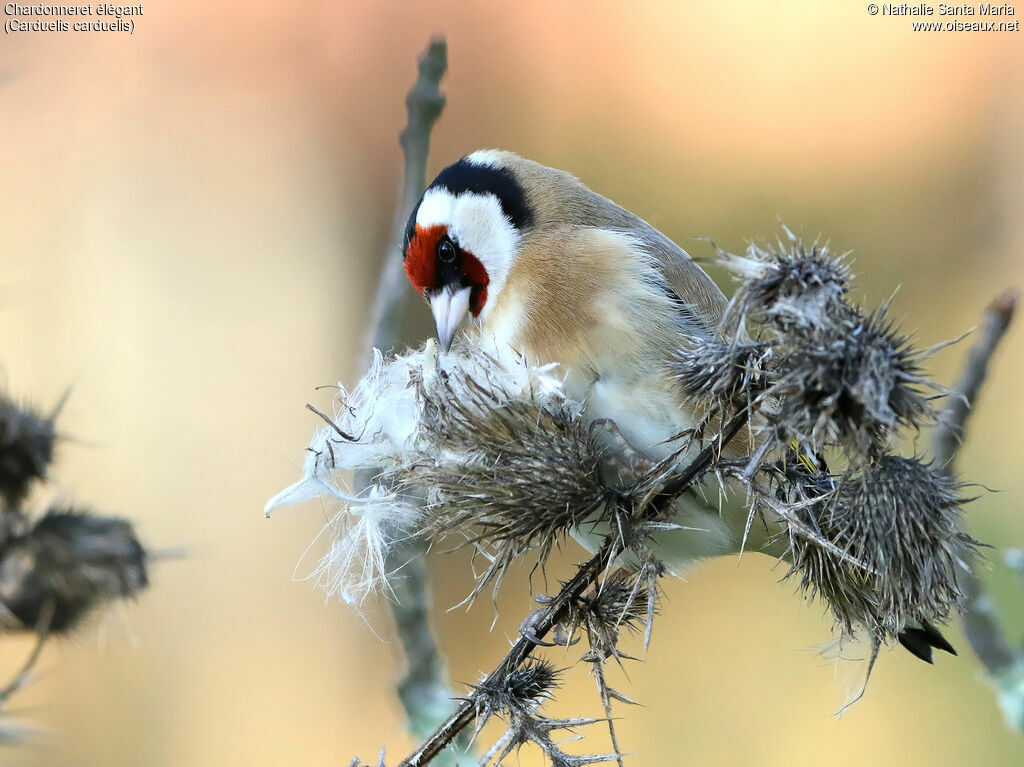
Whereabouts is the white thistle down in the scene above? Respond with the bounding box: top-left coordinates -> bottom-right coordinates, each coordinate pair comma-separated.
265,338 -> 568,604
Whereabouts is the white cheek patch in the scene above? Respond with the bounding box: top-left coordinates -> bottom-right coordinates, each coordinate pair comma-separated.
415,188 -> 519,317
448,193 -> 518,308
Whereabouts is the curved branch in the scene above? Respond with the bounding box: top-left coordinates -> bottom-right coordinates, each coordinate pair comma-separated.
932,289 -> 1022,727
364,38 -> 447,358
933,289 -> 1018,472
354,37 -> 459,753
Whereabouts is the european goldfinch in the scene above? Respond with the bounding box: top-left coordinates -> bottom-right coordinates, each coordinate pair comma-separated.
402,149 -> 955,663
404,150 -> 724,460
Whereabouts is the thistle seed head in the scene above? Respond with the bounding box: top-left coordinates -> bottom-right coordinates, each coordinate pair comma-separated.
0,508 -> 148,633
709,233 -> 939,462
785,456 -> 974,642
472,660 -> 616,767
719,233 -> 851,332
762,307 -> 938,457
266,342 -> 606,603
0,393 -> 58,509
672,340 -> 771,412
582,567 -> 659,635
406,358 -> 608,595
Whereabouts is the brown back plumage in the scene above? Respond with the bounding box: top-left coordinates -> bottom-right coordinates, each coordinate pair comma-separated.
493,151 -> 728,338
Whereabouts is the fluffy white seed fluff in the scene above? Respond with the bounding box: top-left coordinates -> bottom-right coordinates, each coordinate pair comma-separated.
265,339 -> 567,604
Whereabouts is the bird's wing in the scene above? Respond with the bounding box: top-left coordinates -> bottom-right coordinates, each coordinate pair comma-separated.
500,152 -> 729,337
629,227 -> 728,340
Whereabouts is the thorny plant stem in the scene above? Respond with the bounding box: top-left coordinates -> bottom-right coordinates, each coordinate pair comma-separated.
398,411 -> 748,767
354,38 -> 459,750
931,290 -> 1021,717
400,548 -> 610,767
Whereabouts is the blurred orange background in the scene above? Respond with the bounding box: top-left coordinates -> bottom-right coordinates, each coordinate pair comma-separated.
1,1 -> 1022,765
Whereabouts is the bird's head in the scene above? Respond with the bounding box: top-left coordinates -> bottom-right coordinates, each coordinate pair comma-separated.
403,151 -> 533,352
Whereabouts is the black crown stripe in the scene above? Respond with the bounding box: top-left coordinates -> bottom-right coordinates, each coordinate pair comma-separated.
404,157 -> 534,253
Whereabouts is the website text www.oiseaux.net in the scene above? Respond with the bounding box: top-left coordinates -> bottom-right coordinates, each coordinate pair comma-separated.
867,3 -> 1021,30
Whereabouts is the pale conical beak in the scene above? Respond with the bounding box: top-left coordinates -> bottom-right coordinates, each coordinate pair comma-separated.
429,286 -> 472,353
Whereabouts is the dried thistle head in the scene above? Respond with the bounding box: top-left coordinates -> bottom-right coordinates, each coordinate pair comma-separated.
708,233 -> 940,465
0,393 -> 58,509
565,566 -> 663,667
672,339 -> 771,414
584,570 -> 653,636
719,232 -> 851,332
406,359 -> 609,596
266,342 -> 607,604
0,508 -> 148,632
783,456 -> 974,643
763,307 -> 938,458
707,232 -> 978,676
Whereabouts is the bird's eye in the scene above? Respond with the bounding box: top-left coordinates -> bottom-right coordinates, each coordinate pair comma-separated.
437,237 -> 457,263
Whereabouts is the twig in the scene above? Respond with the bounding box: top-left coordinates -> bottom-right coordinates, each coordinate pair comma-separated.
931,289 -> 1022,729
398,412 -> 746,766
961,572 -> 1017,677
352,37 -> 461,755
364,37 -> 448,358
401,545 -> 612,767
934,289 -> 1018,471
0,598 -> 55,705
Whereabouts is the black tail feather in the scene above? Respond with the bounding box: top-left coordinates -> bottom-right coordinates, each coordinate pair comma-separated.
898,621 -> 957,664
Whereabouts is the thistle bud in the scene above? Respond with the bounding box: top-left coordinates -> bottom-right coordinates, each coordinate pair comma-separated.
472,659 -> 561,718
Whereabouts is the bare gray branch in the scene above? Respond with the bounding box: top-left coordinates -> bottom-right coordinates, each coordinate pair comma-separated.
932,289 -> 1022,727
